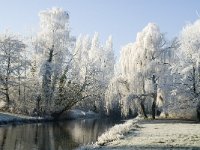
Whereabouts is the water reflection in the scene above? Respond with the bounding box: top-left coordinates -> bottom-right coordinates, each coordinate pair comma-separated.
0,119 -> 117,150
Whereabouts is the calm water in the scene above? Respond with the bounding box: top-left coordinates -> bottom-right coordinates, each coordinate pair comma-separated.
0,118 -> 119,150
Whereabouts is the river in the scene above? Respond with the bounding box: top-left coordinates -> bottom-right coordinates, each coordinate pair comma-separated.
0,118 -> 120,150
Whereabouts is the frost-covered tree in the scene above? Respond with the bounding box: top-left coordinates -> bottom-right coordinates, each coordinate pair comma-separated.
179,20 -> 200,95
106,23 -> 172,119
34,8 -> 75,114
170,19 -> 200,119
30,8 -> 115,117
71,33 -> 115,113
132,23 -> 171,119
0,33 -> 28,110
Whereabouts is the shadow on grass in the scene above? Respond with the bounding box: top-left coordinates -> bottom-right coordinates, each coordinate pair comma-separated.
138,119 -> 198,124
92,145 -> 200,150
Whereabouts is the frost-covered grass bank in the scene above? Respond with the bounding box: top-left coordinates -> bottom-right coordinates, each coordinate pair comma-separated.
0,109 -> 99,126
81,119 -> 200,150
0,112 -> 50,125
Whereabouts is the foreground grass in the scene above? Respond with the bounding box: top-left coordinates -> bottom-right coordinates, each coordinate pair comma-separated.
80,118 -> 200,150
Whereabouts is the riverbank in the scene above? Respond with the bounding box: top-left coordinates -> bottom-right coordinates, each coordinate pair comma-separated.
82,119 -> 200,150
0,111 -> 52,126
0,109 -> 100,126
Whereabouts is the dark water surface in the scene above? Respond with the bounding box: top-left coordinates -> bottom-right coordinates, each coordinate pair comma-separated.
0,118 -> 119,150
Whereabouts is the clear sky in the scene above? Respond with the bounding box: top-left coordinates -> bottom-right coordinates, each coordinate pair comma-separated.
0,0 -> 199,56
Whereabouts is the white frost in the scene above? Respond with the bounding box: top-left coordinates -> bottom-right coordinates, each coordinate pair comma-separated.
96,119 -> 139,146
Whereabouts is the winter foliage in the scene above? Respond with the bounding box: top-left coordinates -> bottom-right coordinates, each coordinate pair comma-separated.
105,23 -> 172,118
0,8 -> 115,117
0,7 -> 199,120
105,22 -> 200,119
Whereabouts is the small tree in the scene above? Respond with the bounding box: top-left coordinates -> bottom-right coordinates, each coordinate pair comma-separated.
0,33 -> 26,110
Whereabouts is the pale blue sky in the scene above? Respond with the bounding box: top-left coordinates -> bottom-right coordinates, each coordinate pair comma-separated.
0,0 -> 199,55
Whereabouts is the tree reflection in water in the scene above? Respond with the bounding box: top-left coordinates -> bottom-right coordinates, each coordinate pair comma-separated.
0,119 -> 118,150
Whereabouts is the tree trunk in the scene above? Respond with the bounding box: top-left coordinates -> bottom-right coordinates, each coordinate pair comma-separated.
5,78 -> 10,109
56,69 -> 67,107
5,88 -> 10,108
197,110 -> 200,122
5,52 -> 11,108
51,105 -> 70,119
36,94 -> 41,115
42,63 -> 52,112
141,76 -> 147,118
193,66 -> 196,94
152,75 -> 157,119
42,45 -> 54,113
48,47 -> 54,63
197,102 -> 200,122
18,74 -> 21,102
140,100 -> 148,118
152,94 -> 156,119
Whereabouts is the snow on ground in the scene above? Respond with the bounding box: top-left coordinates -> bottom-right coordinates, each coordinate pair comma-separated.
80,119 -> 200,150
